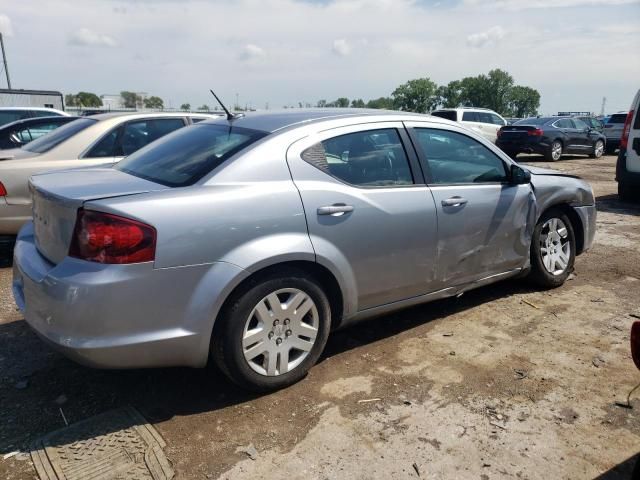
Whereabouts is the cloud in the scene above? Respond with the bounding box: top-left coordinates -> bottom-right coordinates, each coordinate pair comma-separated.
68,28 -> 117,47
332,38 -> 352,56
238,43 -> 266,62
466,25 -> 506,47
464,0 -> 639,9
0,14 -> 13,36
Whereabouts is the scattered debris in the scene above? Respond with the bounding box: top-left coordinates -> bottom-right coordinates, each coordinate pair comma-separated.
412,462 -> 421,477
590,298 -> 605,303
403,400 -> 412,406
237,443 -> 258,460
567,273 -> 576,281
442,332 -> 454,337
514,368 -> 528,380
630,313 -> 640,320
3,451 -> 19,460
449,351 -> 456,356
357,398 -> 381,404
489,421 -> 506,430
592,356 -> 605,368
614,401 -> 633,410
522,299 -> 540,310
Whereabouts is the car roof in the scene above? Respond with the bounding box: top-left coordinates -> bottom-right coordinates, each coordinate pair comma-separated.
0,107 -> 67,113
199,108 -> 435,133
88,112 -> 219,121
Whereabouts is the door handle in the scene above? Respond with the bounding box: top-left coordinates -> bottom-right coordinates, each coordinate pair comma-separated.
317,204 -> 354,216
441,196 -> 468,207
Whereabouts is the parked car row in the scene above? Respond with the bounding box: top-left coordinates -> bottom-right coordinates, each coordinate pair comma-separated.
11,108 -> 597,391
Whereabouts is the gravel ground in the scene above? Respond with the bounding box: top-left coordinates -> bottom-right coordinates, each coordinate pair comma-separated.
0,153 -> 639,480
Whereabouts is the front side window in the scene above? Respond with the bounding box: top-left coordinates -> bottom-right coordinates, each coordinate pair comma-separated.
115,124 -> 267,187
413,128 -> 508,185
301,128 -> 413,187
554,119 -> 573,129
573,118 -> 589,130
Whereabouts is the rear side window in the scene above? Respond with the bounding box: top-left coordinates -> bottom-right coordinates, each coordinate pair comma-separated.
554,119 -> 573,129
608,114 -> 628,124
301,129 -> 413,187
431,111 -> 457,122
462,111 -> 479,122
490,113 -> 505,126
115,124 -> 267,187
86,118 -> 187,158
413,128 -> 507,184
22,118 -> 97,153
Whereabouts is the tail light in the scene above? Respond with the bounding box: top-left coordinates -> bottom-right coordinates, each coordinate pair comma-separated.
528,128 -> 544,137
69,209 -> 156,264
620,110 -> 634,150
632,321 -> 640,370
0,182 -> 6,196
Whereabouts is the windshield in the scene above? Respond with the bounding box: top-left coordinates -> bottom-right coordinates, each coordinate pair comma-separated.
22,118 -> 97,153
115,124 -> 268,187
514,117 -> 549,126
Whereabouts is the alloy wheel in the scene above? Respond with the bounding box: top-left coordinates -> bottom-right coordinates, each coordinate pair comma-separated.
539,217 -> 571,275
594,140 -> 604,158
242,288 -> 319,376
551,142 -> 562,161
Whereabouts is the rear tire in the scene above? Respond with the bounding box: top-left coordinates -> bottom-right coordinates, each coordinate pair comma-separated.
211,269 -> 331,392
545,140 -> 563,162
618,182 -> 636,202
589,140 -> 604,159
528,209 -> 576,289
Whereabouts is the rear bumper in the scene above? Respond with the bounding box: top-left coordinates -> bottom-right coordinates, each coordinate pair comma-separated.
12,222 -> 247,369
497,138 -> 547,155
573,204 -> 597,254
616,150 -> 640,187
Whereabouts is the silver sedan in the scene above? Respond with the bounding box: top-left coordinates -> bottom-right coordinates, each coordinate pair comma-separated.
13,109 -> 596,391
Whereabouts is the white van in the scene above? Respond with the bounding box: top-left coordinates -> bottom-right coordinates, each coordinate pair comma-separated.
430,107 -> 507,143
616,89 -> 640,201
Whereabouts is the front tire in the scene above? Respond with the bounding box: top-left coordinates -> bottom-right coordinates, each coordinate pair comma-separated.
545,140 -> 563,162
590,140 -> 604,159
212,270 -> 331,392
528,209 -> 576,288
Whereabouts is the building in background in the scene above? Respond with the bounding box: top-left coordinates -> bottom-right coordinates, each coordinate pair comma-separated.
0,89 -> 64,110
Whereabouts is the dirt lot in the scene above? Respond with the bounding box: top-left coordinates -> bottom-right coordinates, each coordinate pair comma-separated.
0,153 -> 639,480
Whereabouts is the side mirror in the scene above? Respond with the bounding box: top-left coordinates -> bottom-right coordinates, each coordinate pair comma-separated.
510,164 -> 531,185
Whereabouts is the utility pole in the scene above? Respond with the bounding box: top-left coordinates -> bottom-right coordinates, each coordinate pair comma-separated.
0,33 -> 11,89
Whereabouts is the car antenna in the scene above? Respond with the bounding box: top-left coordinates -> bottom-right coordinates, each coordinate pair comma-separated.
209,89 -> 244,121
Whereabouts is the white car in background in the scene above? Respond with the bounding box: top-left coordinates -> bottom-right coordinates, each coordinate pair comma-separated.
616,89 -> 640,201
0,107 -> 69,127
431,107 -> 507,143
0,112 -> 218,236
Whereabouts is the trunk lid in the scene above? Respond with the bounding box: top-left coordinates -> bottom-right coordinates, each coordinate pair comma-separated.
499,125 -> 539,141
29,167 -> 168,264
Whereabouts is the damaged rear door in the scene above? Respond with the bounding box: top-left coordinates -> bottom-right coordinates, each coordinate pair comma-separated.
405,123 -> 536,288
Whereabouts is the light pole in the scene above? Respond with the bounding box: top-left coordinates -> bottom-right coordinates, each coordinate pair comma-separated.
0,33 -> 11,89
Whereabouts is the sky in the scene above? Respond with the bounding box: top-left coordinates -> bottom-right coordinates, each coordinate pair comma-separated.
0,0 -> 639,114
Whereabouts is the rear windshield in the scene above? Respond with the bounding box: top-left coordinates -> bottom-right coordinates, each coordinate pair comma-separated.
514,117 -> 549,126
607,114 -> 628,124
115,124 -> 268,187
431,111 -> 457,121
22,118 -> 97,153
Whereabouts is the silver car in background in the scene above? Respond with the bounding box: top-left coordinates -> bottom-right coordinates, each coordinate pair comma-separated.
0,112 -> 218,236
13,109 -> 596,391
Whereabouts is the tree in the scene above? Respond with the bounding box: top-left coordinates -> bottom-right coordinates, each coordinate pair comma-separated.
143,96 -> 164,109
351,99 -> 366,108
436,80 -> 463,108
316,99 -> 327,108
334,97 -> 350,108
506,85 -> 540,118
180,103 -> 191,111
366,97 -> 394,110
65,94 -> 76,107
456,69 -> 514,114
75,92 -> 102,107
121,91 -> 142,109
198,104 -> 210,111
392,78 -> 439,113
